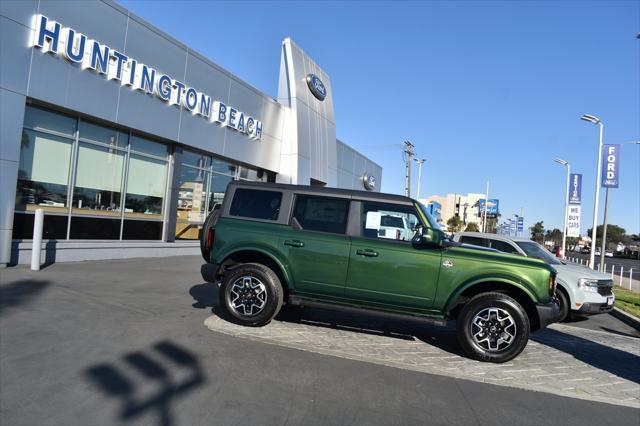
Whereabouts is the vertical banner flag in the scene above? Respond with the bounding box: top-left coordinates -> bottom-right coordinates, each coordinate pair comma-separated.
567,205 -> 581,237
601,144 -> 620,188
569,173 -> 582,204
517,217 -> 524,234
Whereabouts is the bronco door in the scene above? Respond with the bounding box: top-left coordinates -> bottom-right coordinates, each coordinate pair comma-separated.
278,194 -> 351,299
345,201 -> 442,312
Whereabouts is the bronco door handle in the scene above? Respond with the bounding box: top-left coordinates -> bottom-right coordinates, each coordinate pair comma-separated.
356,249 -> 379,257
284,240 -> 305,248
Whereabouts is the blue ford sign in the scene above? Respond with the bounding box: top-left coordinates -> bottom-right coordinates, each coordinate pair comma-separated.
478,199 -> 499,217
569,173 -> 582,204
306,74 -> 327,101
601,144 -> 620,188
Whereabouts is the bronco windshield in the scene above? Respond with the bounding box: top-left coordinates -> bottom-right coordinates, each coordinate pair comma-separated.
516,241 -> 562,265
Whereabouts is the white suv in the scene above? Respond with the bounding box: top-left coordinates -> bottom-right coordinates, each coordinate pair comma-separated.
452,232 -> 615,322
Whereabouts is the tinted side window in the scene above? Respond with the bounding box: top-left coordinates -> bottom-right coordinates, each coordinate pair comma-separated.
292,195 -> 349,234
229,189 -> 282,220
460,236 -> 488,247
361,202 -> 420,242
489,239 -> 520,254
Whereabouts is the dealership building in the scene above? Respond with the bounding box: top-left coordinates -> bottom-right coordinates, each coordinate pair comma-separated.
0,0 -> 382,266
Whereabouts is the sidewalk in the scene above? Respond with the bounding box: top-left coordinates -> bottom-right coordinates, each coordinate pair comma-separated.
566,259 -> 639,292
612,275 -> 640,293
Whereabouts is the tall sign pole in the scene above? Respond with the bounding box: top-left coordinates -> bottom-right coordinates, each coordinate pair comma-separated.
481,181 -> 489,233
403,141 -> 414,197
589,122 -> 604,270
561,163 -> 570,259
599,144 -> 620,270
414,158 -> 426,199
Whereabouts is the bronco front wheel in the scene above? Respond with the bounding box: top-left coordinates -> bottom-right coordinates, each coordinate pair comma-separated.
456,292 -> 530,363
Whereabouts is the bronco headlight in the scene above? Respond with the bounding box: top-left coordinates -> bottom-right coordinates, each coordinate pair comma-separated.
578,278 -> 599,293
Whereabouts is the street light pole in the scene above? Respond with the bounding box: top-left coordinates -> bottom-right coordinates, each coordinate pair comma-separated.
482,181 -> 489,233
414,158 -> 426,200
581,114 -> 603,270
554,158 -> 570,259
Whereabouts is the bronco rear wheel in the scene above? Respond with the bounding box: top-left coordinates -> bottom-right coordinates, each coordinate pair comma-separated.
457,292 -> 530,363
219,263 -> 283,327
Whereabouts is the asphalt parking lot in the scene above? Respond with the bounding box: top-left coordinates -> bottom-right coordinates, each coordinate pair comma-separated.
1,256 -> 639,426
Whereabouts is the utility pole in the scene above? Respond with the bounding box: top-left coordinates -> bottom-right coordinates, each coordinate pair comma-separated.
414,158 -> 426,200
403,141 -> 414,197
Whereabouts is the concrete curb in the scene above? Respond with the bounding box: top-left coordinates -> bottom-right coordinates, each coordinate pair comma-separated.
611,307 -> 640,331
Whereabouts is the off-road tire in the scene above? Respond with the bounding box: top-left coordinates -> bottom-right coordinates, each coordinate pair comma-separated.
457,292 -> 530,363
219,263 -> 283,327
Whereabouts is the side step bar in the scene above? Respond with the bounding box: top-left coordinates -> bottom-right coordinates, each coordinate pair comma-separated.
287,296 -> 448,327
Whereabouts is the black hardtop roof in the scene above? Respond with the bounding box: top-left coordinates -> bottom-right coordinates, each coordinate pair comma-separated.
231,180 -> 416,204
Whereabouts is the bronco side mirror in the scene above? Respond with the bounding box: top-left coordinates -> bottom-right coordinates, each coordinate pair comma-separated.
412,227 -> 445,248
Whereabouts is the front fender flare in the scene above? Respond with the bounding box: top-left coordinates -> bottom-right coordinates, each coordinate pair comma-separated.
444,276 -> 539,314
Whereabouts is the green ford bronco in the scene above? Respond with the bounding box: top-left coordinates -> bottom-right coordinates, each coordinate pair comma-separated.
201,181 -> 560,362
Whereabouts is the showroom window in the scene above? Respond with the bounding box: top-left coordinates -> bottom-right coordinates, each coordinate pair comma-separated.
15,106 -> 76,239
14,104 -> 274,242
175,151 -> 238,240
14,105 -> 169,241
122,136 -> 168,240
176,149 -> 211,240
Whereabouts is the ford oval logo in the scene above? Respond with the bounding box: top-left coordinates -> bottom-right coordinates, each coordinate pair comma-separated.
362,173 -> 376,191
306,74 -> 327,101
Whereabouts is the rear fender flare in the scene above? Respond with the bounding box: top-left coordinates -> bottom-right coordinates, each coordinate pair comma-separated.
216,245 -> 294,290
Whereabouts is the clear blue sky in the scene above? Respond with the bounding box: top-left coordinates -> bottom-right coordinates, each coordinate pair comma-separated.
119,0 -> 639,235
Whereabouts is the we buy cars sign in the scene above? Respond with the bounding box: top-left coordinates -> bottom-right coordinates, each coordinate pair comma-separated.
567,205 -> 581,238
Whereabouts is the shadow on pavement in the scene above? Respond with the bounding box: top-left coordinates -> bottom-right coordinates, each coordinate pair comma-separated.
0,279 -> 50,316
189,282 -> 463,355
84,341 -> 205,426
532,328 -> 640,384
597,327 -> 640,339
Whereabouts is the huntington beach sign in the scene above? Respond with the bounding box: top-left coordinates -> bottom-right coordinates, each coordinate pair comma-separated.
30,14 -> 263,140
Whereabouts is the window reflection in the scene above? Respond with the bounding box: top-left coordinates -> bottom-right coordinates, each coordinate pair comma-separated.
209,174 -> 232,208
78,120 -> 128,148
176,150 -> 210,240
14,105 -> 272,242
16,129 -> 72,214
23,105 -> 76,136
125,153 -> 167,219
72,143 -> 124,217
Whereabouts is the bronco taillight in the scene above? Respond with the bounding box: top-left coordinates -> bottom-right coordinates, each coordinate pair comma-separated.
206,228 -> 214,250
549,274 -> 556,296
